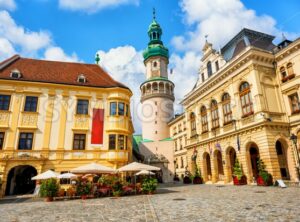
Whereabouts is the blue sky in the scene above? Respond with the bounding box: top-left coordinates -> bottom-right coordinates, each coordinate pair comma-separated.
1,0 -> 300,132
2,0 -> 300,63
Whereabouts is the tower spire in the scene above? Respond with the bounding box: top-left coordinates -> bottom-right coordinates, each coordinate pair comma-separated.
153,7 -> 156,21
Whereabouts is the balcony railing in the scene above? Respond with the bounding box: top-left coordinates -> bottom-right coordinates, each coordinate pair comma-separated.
0,111 -> 10,128
19,112 -> 38,129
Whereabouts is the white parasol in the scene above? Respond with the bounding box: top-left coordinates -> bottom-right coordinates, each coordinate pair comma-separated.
71,162 -> 116,174
31,170 -> 59,180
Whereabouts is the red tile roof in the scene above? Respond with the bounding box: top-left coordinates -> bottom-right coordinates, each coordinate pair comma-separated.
0,55 -> 130,90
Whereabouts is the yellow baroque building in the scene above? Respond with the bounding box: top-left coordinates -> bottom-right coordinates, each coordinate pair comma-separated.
169,29 -> 300,184
0,55 -> 134,196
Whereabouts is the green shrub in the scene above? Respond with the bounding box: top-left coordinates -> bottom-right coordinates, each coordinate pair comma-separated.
233,159 -> 243,180
142,178 -> 158,193
76,180 -> 92,196
257,159 -> 270,182
40,178 -> 59,197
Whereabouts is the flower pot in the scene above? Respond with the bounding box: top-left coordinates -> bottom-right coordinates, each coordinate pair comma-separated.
183,176 -> 192,184
45,197 -> 53,202
193,177 -> 203,184
233,176 -> 247,185
81,195 -> 87,200
257,175 -> 273,186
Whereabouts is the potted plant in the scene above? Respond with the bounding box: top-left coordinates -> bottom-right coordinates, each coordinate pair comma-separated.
232,159 -> 247,185
142,178 -> 158,194
111,178 -> 123,197
40,178 -> 59,202
193,164 -> 203,184
76,179 -> 92,199
257,159 -> 273,186
183,170 -> 192,184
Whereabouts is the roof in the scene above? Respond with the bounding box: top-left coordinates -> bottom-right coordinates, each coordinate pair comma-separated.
159,137 -> 173,141
221,28 -> 276,61
0,55 -> 130,90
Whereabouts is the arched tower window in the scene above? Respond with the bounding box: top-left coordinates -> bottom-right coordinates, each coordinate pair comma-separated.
190,112 -> 196,136
222,93 -> 232,124
207,61 -> 212,77
239,82 -> 253,117
201,106 -> 208,133
211,100 -> 219,129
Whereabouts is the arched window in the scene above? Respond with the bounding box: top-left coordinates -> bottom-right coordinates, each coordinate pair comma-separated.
181,157 -> 184,168
190,112 -> 196,136
211,100 -> 219,129
201,106 -> 208,133
222,93 -> 232,124
207,61 -> 212,77
153,32 -> 157,39
280,67 -> 287,79
287,63 -> 294,76
239,82 -> 253,117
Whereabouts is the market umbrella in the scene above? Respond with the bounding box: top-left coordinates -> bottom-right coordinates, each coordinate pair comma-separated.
32,170 -> 59,180
57,173 -> 78,179
71,162 -> 116,174
135,170 -> 155,176
117,162 -> 160,172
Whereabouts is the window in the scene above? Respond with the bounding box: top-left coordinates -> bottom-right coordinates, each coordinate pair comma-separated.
211,100 -> 219,129
180,138 -> 183,150
201,106 -> 208,133
110,102 -> 117,116
222,93 -> 232,124
126,104 -> 129,117
190,112 -> 196,136
185,136 -> 187,145
118,102 -> 125,116
201,73 -> 205,82
239,82 -> 253,117
181,157 -> 184,168
18,133 -> 33,150
0,132 -> 4,149
0,95 -> 11,110
73,134 -> 86,150
176,158 -> 178,169
174,140 -> 177,151
215,61 -> 219,71
118,135 -> 125,150
153,61 -> 157,67
289,93 -> 300,114
24,96 -> 38,112
287,63 -> 294,76
280,67 -> 287,79
77,74 -> 86,83
76,99 -> 89,115
109,134 -> 116,150
10,69 -> 21,79
207,61 -> 212,77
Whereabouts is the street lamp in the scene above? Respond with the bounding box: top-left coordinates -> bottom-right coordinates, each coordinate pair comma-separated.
290,133 -> 300,181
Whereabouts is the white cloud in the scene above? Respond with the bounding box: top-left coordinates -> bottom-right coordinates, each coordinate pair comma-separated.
0,0 -> 16,11
169,52 -> 200,113
0,10 -> 51,54
44,46 -> 80,62
0,10 -> 80,63
96,45 -> 145,132
0,37 -> 16,61
97,45 -> 200,132
172,0 -> 294,52
59,0 -> 139,13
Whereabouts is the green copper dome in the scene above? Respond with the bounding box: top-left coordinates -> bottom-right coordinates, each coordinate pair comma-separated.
143,9 -> 169,61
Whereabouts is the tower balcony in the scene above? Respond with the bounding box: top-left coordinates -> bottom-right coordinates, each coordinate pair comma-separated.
140,78 -> 175,102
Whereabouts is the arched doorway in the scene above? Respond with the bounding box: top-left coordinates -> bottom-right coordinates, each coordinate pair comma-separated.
226,147 -> 236,182
214,150 -> 224,181
275,140 -> 290,180
203,152 -> 212,181
5,165 -> 37,196
249,145 -> 259,179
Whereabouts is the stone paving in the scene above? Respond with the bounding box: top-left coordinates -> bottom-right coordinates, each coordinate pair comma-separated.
0,184 -> 300,222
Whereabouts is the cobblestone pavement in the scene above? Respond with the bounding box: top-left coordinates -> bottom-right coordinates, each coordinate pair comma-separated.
1,184 -> 300,222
